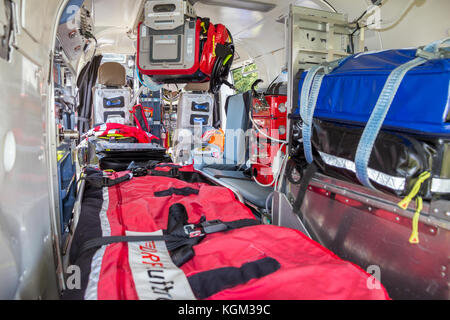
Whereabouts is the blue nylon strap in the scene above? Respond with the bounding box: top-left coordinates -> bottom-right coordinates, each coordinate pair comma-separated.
354,37 -> 450,189
423,37 -> 450,53
302,72 -> 325,164
299,66 -> 323,124
300,65 -> 324,164
354,57 -> 426,188
300,56 -> 354,164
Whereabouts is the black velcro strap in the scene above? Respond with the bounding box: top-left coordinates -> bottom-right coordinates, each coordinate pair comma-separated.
188,257 -> 281,300
200,219 -> 260,234
171,245 -> 195,268
223,219 -> 260,230
150,169 -> 210,184
84,173 -> 132,188
84,176 -> 104,189
150,168 -> 180,178
154,187 -> 200,197
107,173 -> 133,187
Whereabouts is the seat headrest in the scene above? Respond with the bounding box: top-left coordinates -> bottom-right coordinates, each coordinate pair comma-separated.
98,62 -> 126,87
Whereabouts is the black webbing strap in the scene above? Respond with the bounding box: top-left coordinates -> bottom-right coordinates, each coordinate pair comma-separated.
80,234 -> 184,254
84,167 -> 207,189
154,187 -> 200,197
150,168 -> 180,178
292,162 -> 318,221
222,219 -> 260,231
85,173 -> 133,188
150,169 -> 209,184
78,219 -> 260,257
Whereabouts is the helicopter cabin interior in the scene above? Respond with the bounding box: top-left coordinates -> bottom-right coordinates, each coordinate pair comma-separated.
0,0 -> 449,300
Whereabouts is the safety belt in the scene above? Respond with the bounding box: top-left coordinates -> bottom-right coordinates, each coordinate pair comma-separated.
78,203 -> 260,267
354,37 -> 450,189
84,165 -> 208,188
79,220 -> 259,254
300,66 -> 325,164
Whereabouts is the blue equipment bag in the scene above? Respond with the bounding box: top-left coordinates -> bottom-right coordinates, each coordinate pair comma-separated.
296,38 -> 450,199
297,49 -> 450,135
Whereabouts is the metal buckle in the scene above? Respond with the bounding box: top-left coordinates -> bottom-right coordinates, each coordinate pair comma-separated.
183,224 -> 203,238
416,48 -> 439,60
322,60 -> 341,74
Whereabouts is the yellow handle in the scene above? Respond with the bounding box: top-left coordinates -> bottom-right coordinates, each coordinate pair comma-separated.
409,196 -> 423,244
398,171 -> 430,210
201,22 -> 207,34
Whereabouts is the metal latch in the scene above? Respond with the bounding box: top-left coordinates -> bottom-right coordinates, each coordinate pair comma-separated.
184,224 -> 204,238
417,46 -> 450,60
59,129 -> 79,142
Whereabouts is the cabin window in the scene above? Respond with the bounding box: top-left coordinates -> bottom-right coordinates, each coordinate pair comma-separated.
231,62 -> 259,93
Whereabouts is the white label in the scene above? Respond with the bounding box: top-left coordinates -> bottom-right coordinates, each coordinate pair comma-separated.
127,230 -> 196,300
142,26 -> 147,37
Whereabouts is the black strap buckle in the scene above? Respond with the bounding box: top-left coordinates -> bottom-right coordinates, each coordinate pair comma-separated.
132,167 -> 148,177
183,220 -> 232,238
169,167 -> 180,178
200,220 -> 228,234
102,176 -> 110,187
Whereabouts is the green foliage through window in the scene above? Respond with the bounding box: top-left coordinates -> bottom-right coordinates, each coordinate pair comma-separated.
231,63 -> 259,94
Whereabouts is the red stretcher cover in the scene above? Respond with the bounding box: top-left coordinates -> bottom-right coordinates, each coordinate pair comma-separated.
64,164 -> 390,300
92,123 -> 159,143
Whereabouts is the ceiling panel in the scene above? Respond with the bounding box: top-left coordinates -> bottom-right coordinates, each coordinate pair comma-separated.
194,0 -> 332,57
93,0 -> 144,29
194,0 -> 283,38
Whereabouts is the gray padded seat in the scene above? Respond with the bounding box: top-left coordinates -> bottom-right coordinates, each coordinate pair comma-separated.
194,92 -> 250,170
198,92 -> 273,209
